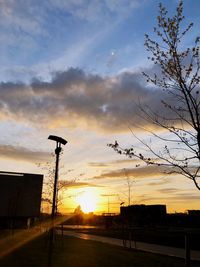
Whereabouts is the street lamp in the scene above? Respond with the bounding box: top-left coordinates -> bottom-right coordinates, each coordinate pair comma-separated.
48,135 -> 67,267
48,135 -> 67,218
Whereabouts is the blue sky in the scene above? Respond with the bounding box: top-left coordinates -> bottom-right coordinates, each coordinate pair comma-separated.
1,0 -> 199,80
0,0 -> 200,214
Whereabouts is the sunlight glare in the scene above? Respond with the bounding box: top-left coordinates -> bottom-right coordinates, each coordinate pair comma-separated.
77,190 -> 98,213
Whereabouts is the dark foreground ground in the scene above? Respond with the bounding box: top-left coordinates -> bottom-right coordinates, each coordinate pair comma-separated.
0,233 -> 199,267
71,227 -> 200,250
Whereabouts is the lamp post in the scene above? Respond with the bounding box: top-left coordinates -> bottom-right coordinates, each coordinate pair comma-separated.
48,135 -> 67,267
48,135 -> 67,218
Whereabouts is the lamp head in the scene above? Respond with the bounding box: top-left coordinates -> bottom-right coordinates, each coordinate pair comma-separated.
48,135 -> 67,145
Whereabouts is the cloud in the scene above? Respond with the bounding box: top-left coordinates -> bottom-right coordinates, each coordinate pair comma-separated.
171,193 -> 200,201
0,67 -> 168,132
59,180 -> 103,189
0,0 -> 49,57
50,0 -> 142,23
146,178 -> 170,186
88,159 -> 138,168
157,188 -> 178,194
0,144 -> 50,162
93,165 -> 171,180
0,0 -> 145,82
136,193 -> 200,204
0,0 -> 47,36
88,162 -> 109,168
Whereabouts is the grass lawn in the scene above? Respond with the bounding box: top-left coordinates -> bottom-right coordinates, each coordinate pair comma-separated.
0,233 -> 199,267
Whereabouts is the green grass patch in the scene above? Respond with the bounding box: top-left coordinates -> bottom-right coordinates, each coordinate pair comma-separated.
0,233 -> 199,267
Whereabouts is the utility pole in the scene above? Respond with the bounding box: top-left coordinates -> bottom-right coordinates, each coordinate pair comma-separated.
101,194 -> 118,213
124,169 -> 134,206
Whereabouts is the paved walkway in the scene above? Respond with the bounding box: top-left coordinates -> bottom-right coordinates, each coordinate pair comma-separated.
57,229 -> 200,261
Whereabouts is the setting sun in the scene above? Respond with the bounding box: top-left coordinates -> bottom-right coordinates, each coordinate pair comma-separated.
76,190 -> 98,213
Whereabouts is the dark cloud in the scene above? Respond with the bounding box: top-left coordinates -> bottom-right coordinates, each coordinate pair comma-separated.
0,144 -> 50,162
0,67 -> 168,132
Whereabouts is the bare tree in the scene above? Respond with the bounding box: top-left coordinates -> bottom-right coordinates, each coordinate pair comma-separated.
38,157 -> 75,214
109,1 -> 200,190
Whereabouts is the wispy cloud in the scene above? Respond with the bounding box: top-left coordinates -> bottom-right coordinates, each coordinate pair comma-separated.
50,0 -> 142,23
88,158 -> 136,168
88,162 -> 109,168
93,165 -> 171,180
157,188 -> 178,194
0,0 -> 146,81
0,0 -> 49,52
146,178 -> 170,186
0,144 -> 50,162
172,193 -> 200,201
136,192 -> 200,204
0,0 -> 45,34
60,180 -> 103,189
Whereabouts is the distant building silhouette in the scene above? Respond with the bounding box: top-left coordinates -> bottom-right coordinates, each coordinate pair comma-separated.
0,171 -> 43,228
188,210 -> 200,216
120,204 -> 167,226
167,210 -> 200,227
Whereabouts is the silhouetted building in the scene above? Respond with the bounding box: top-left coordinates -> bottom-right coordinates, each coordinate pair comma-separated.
0,171 -> 43,228
120,204 -> 167,226
188,210 -> 200,216
166,210 -> 200,227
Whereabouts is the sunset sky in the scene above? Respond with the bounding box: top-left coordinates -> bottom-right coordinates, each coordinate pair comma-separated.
0,0 -> 200,214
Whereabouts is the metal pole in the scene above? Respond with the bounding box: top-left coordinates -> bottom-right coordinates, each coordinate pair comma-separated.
51,142 -> 61,218
47,135 -> 67,267
48,142 -> 62,267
